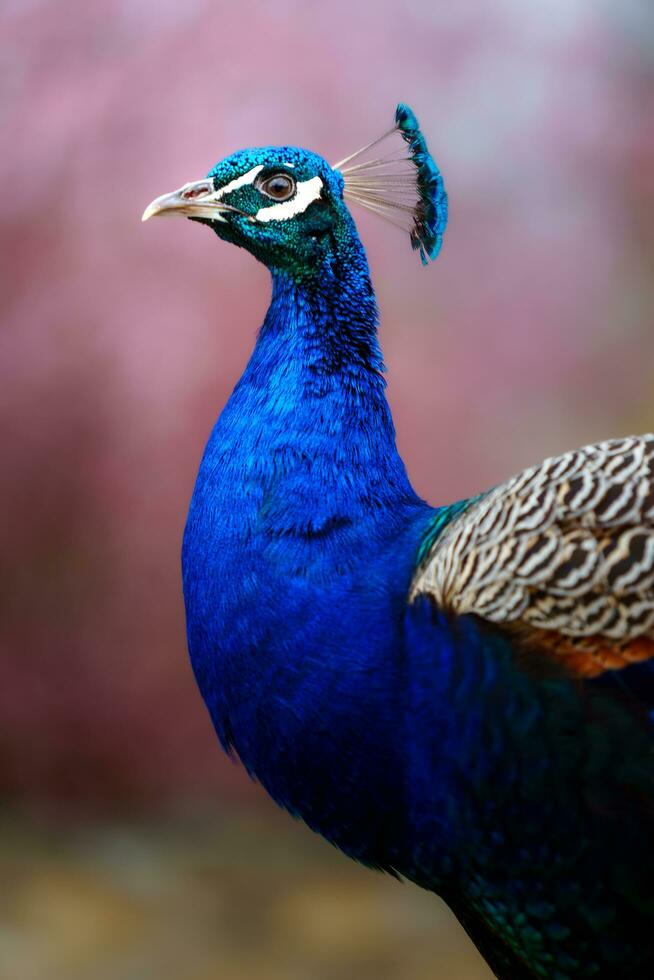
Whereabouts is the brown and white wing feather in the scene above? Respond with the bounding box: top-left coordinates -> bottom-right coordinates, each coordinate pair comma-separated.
410,436 -> 654,676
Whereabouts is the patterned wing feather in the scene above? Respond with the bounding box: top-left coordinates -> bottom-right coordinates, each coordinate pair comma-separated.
411,436 -> 654,677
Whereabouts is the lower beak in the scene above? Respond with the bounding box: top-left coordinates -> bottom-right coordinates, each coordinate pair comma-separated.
141,179 -> 244,223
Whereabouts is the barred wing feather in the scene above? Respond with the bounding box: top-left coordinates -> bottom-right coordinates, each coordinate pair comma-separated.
410,436 -> 654,677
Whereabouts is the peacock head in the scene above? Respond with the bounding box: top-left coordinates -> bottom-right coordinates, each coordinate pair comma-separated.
142,104 -> 448,278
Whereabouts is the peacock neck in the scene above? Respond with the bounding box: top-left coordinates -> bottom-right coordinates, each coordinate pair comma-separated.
264,227 -> 384,380
183,238 -> 431,866
209,234 -> 419,520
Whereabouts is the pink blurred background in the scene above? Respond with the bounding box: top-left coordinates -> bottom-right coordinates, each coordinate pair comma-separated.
2,2 -> 654,977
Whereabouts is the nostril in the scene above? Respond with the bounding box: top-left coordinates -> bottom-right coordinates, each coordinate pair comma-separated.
182,183 -> 212,200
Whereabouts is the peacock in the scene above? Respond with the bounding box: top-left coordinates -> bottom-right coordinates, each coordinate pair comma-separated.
143,104 -> 654,979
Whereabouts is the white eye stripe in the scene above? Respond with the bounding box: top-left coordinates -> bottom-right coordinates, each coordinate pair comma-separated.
213,164 -> 264,199
254,176 -> 323,222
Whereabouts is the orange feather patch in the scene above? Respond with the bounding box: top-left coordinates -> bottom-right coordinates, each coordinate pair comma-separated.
515,629 -> 654,679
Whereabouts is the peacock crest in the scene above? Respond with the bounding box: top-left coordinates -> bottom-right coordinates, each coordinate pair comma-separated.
334,103 -> 448,264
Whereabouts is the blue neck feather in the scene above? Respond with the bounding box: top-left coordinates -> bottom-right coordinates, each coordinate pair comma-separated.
182,226 -> 434,865
193,223 -> 420,546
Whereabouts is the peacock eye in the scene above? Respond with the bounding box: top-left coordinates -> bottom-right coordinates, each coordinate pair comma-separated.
257,173 -> 296,201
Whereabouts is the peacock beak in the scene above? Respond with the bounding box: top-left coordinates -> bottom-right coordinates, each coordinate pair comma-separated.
141,178 -> 245,223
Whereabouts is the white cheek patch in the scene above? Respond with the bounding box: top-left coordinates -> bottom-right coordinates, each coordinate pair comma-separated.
255,176 -> 324,223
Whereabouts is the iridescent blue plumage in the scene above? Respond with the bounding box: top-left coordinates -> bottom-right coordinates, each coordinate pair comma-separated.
143,105 -> 654,979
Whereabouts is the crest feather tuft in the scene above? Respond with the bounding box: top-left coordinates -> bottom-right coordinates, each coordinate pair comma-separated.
335,103 -> 448,264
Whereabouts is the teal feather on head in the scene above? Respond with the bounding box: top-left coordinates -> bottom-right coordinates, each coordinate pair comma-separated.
395,103 -> 448,263
142,103 -> 447,269
335,102 -> 448,265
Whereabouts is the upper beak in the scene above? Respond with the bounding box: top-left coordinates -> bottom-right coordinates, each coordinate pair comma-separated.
141,178 -> 245,223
